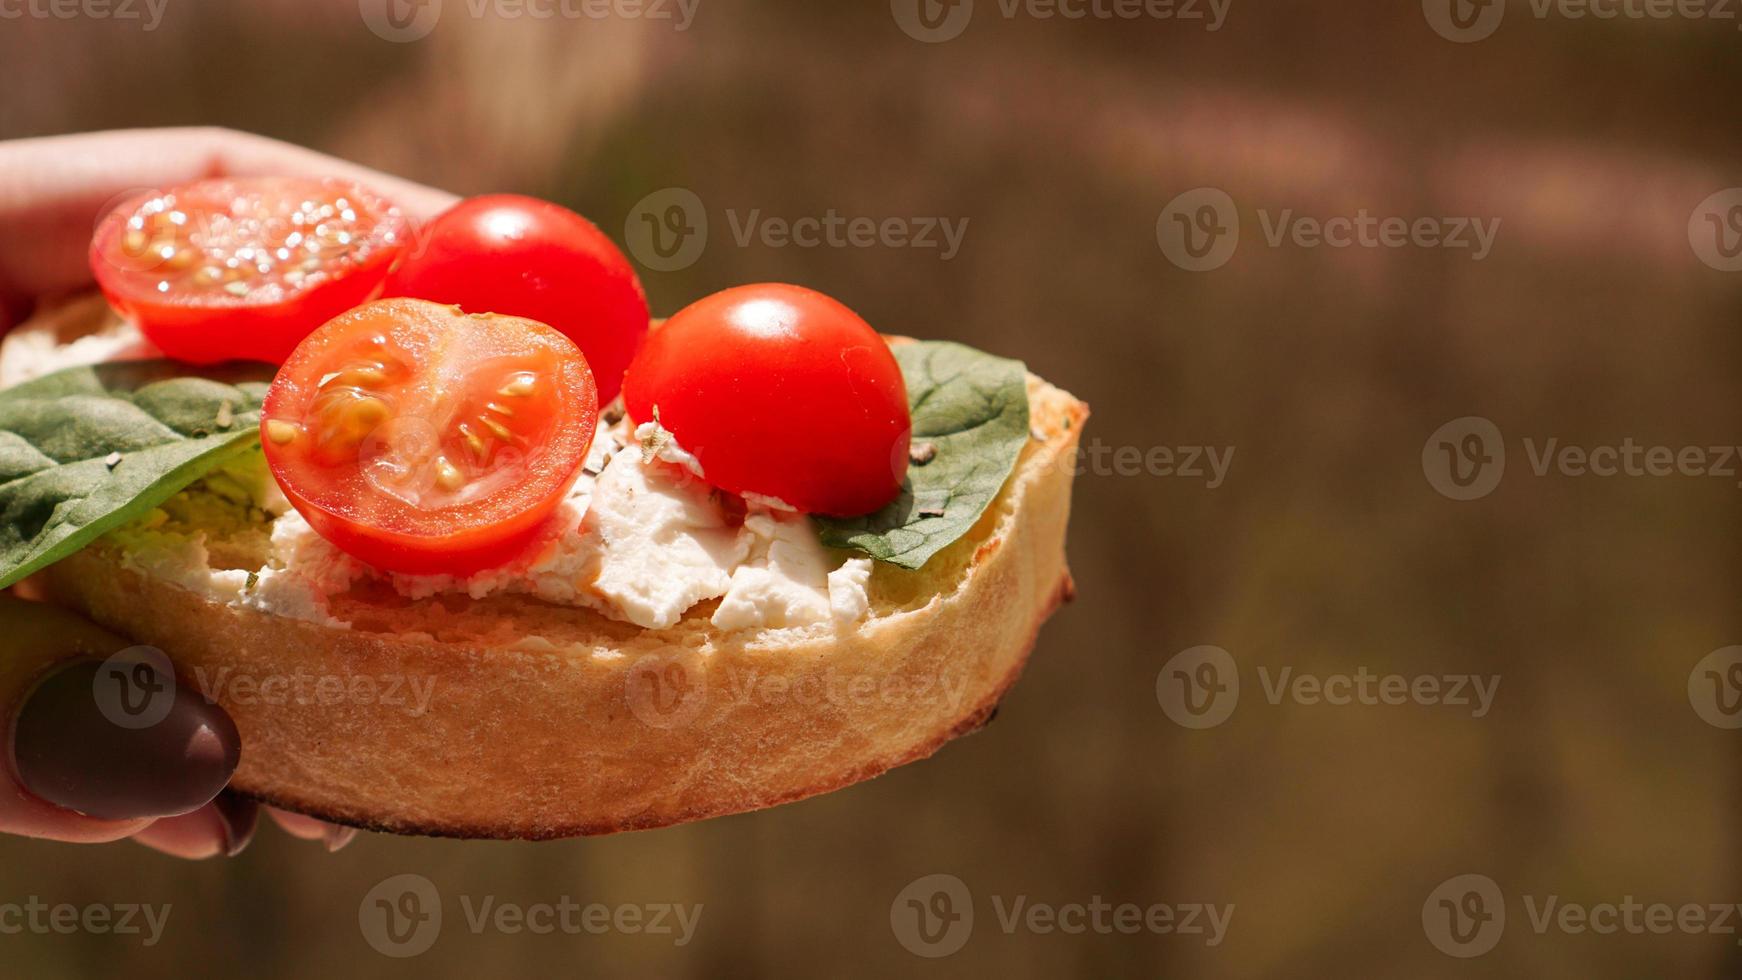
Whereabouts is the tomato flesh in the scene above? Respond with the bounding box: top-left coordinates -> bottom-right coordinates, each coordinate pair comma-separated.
622,283 -> 910,517
262,298 -> 598,574
91,177 -> 407,364
383,194 -> 649,403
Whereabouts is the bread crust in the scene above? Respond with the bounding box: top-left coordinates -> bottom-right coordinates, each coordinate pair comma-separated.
38,369 -> 1087,839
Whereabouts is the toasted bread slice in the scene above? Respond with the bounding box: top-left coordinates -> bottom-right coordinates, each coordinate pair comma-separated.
16,297 -> 1088,839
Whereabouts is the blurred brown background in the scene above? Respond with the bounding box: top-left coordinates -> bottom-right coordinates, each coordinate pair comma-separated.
4,0 -> 1742,976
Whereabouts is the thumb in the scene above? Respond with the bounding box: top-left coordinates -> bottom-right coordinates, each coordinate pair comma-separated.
0,594 -> 240,841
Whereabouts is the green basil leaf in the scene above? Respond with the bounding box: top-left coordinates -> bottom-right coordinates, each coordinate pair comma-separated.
0,360 -> 274,589
816,341 -> 1030,570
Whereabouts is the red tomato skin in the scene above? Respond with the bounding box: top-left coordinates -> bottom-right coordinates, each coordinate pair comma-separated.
262,299 -> 598,575
97,257 -> 395,365
622,283 -> 910,517
383,194 -> 648,403
88,178 -> 407,365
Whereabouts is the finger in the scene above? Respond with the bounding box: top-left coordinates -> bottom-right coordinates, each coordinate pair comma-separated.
0,126 -> 458,317
0,596 -> 240,842
132,791 -> 258,860
266,805 -> 360,852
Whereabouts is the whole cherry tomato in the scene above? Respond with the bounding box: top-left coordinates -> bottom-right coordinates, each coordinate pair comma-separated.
623,283 -> 909,517
383,194 -> 648,402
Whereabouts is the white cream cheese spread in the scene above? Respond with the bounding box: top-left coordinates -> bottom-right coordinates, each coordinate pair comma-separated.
114,417 -> 874,633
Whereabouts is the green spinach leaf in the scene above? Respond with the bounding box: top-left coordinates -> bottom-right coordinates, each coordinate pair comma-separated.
817,341 -> 1030,569
0,360 -> 273,588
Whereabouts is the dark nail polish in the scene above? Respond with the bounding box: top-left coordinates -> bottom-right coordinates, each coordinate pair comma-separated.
212,790 -> 258,857
324,824 -> 359,853
9,658 -> 241,820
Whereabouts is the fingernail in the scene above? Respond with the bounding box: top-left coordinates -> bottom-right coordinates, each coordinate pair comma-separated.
324,824 -> 359,853
213,791 -> 259,857
9,658 -> 241,821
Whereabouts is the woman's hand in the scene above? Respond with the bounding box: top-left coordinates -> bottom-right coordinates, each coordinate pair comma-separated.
0,595 -> 260,858
0,127 -> 456,857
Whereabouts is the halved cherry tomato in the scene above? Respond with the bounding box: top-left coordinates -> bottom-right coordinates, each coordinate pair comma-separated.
262,298 -> 598,574
89,176 -> 407,365
622,283 -> 910,517
383,194 -> 649,403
